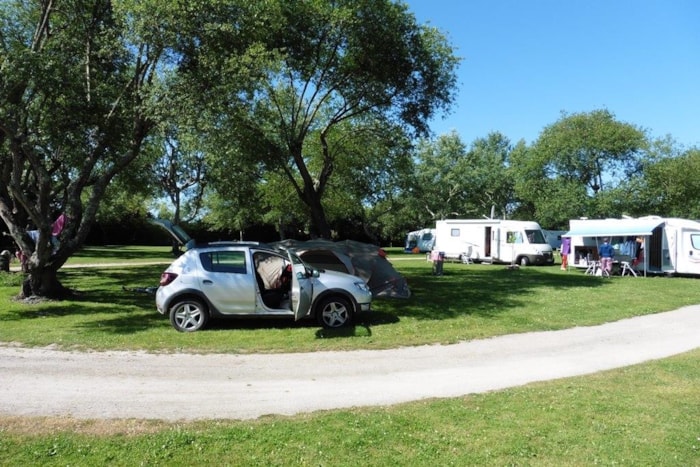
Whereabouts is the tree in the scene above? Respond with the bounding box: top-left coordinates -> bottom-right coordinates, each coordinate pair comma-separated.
410,131 -> 471,221
513,109 -> 647,228
404,131 -> 515,228
534,109 -> 646,194
640,146 -> 700,218
0,0 -> 167,297
462,132 -> 514,218
179,0 -> 460,238
151,129 -> 206,225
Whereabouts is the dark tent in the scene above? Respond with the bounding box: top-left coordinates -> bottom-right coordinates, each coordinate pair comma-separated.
273,239 -> 410,298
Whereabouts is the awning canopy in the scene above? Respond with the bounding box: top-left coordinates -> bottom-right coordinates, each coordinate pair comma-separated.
564,219 -> 664,238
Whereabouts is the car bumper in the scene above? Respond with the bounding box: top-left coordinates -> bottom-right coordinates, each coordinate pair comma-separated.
155,288 -> 167,315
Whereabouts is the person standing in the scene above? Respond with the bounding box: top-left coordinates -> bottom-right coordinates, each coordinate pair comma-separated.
560,237 -> 571,270
598,238 -> 614,276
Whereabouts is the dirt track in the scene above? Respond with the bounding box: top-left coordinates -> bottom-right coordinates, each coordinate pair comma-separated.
1,305 -> 699,422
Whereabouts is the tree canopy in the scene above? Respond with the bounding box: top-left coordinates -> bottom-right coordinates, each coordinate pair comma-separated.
512,109 -> 648,228
175,0 -> 460,238
0,0 -> 170,296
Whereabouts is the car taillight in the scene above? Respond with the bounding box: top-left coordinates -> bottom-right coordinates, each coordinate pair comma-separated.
159,272 -> 178,286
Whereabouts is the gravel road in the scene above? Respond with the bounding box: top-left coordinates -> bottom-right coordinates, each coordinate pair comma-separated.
1,305 -> 699,422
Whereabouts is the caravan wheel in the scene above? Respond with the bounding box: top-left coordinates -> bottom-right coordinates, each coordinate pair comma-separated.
519,256 -> 531,266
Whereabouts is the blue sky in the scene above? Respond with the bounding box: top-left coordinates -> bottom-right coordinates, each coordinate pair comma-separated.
404,0 -> 699,148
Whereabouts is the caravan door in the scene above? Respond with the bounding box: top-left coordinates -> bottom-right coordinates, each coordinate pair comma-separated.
677,229 -> 700,274
485,226 -> 493,259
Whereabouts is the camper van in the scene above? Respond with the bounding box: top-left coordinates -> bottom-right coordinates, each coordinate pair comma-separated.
434,219 -> 555,266
404,228 -> 436,253
564,216 -> 700,276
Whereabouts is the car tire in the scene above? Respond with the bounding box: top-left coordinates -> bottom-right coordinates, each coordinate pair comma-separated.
520,256 -> 530,266
316,296 -> 353,329
169,298 -> 209,332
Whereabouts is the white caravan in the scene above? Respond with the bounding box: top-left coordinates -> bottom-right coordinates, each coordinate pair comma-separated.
404,228 -> 436,253
564,216 -> 700,276
434,219 -> 555,266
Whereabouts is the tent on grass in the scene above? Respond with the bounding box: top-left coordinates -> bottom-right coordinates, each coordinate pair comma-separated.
273,239 -> 410,298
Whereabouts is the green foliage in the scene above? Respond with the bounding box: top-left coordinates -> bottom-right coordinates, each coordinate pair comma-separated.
0,0 -> 178,296
402,131 -> 515,230
411,131 -> 471,220
513,109 -> 648,227
534,109 -> 647,191
642,147 -> 700,218
175,0 -> 460,238
462,132 -> 515,217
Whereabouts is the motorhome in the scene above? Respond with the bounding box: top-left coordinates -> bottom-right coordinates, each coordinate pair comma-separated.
404,228 -> 436,253
434,219 -> 555,266
564,216 -> 700,276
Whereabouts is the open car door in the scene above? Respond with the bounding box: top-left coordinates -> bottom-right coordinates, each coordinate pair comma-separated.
287,250 -> 313,321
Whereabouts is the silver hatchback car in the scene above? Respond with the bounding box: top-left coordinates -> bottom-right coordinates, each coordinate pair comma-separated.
155,241 -> 372,332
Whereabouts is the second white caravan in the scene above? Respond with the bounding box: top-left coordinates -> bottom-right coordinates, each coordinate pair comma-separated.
434,219 -> 555,266
564,216 -> 700,276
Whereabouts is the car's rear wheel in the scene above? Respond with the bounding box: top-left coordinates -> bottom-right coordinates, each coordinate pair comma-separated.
316,296 -> 353,328
169,298 -> 209,332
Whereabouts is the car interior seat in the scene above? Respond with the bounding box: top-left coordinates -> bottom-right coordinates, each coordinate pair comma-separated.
255,256 -> 284,309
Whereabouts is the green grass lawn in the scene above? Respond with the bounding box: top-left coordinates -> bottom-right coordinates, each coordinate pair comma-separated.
1,245 -> 699,465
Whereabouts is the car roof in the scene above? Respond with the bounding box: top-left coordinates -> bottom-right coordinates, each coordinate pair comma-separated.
190,241 -> 281,252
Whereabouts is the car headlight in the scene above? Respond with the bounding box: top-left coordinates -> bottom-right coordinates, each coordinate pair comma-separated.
354,281 -> 371,294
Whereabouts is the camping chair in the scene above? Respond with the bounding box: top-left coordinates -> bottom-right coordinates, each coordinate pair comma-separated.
620,261 -> 637,277
461,246 -> 473,264
584,254 -> 598,275
622,254 -> 643,277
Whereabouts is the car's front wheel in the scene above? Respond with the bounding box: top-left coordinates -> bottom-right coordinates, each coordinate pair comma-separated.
316,296 -> 353,328
169,298 -> 209,332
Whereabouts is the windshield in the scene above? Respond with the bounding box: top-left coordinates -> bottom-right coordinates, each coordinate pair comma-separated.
525,229 -> 546,244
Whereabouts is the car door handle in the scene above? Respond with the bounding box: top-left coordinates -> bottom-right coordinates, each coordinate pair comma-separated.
203,280 -> 213,284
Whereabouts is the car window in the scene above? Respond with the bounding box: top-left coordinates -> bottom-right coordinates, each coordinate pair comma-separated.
200,251 -> 247,274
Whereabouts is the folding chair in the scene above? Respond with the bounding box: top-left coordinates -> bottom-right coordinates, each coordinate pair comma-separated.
620,261 -> 637,277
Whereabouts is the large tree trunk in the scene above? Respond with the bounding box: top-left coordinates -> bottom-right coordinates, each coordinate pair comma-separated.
21,265 -> 71,299
306,194 -> 332,239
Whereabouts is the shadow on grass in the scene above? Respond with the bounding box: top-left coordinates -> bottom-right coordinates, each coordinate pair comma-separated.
4,262 -> 608,337
72,245 -> 174,261
7,265 -> 162,320
374,263 -> 607,321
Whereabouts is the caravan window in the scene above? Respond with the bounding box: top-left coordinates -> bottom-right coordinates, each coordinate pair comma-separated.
525,229 -> 546,244
691,234 -> 700,250
450,228 -> 460,237
506,231 -> 522,243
